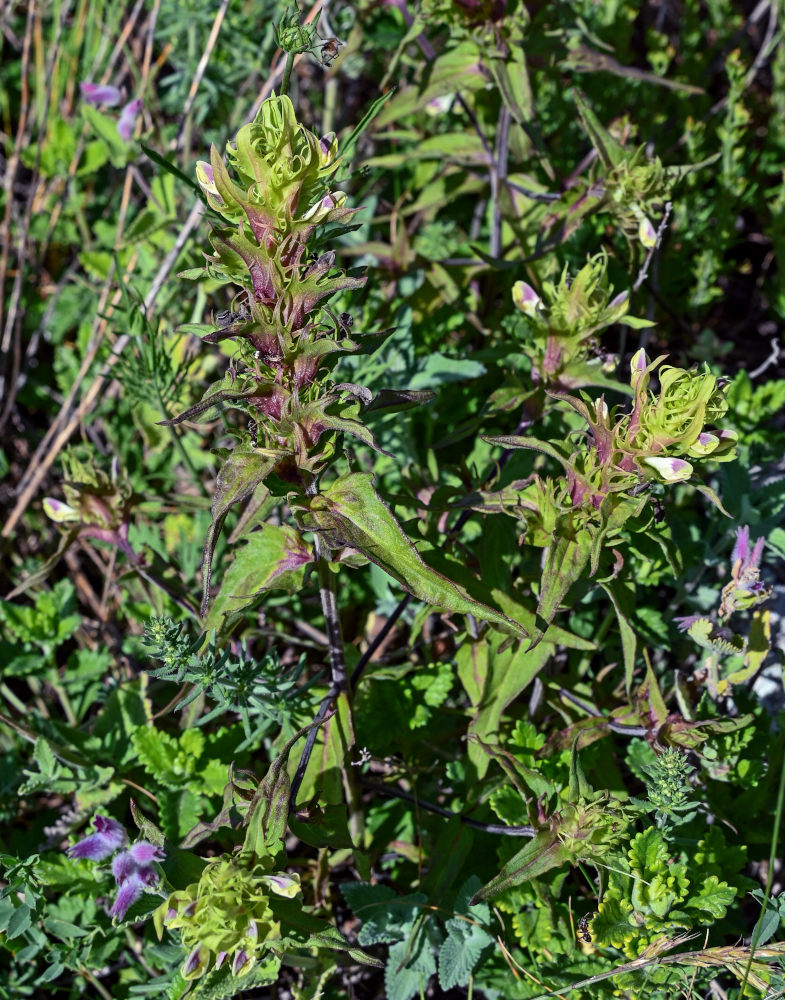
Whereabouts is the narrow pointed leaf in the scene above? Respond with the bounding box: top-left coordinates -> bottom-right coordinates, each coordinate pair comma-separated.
308,473 -> 525,635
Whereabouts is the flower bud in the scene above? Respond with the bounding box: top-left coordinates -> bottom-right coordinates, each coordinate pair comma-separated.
43,498 -> 80,523
687,431 -> 718,457
80,82 -> 122,107
512,280 -> 542,316
638,215 -> 657,248
641,455 -> 693,483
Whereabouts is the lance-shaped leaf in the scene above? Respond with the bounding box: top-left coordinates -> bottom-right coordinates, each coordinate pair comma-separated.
481,433 -> 573,472
307,473 -> 526,636
573,91 -> 625,169
470,830 -> 571,903
601,581 -> 637,693
201,450 -> 284,616
364,388 -> 436,414
159,374 -> 262,427
528,528 -> 594,648
207,523 -> 313,628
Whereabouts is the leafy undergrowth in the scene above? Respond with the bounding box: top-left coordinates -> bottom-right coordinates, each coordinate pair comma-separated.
2,1 -> 785,998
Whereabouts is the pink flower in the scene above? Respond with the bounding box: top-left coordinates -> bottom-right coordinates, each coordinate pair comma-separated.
117,98 -> 143,141
66,815 -> 127,861
80,82 -> 122,107
64,819 -> 164,923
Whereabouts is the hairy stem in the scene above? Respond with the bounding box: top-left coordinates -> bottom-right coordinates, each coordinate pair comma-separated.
280,51 -> 295,97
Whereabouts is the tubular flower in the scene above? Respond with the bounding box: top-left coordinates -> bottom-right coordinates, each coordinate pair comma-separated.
65,817 -> 163,921
719,525 -> 771,616
66,815 -> 127,861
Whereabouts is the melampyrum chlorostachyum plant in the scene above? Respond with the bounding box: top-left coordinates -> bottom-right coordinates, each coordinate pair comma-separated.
166,63 -> 526,639
148,13 -> 531,984
481,275 -> 739,655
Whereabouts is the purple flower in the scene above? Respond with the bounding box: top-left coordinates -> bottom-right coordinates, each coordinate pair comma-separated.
64,818 -> 164,923
675,615 -> 701,633
117,98 -> 143,141
80,82 -> 122,107
109,873 -> 146,920
67,815 -> 127,861
127,841 -> 165,865
108,841 -> 163,920
732,525 -> 764,571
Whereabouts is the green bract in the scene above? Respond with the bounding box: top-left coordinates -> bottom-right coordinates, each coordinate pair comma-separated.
154,855 -> 300,980
510,253 -> 652,388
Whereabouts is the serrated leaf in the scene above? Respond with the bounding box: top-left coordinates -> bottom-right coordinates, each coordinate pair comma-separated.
340,883 -> 425,945
629,828 -> 668,875
308,473 -> 525,635
687,875 -> 736,921
438,921 -> 492,991
190,952 -> 281,999
592,894 -> 635,949
385,934 -> 437,1000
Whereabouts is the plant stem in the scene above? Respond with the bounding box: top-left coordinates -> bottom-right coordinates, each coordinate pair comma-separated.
351,591 -> 412,688
280,51 -> 295,97
313,533 -> 348,693
294,479 -> 364,842
156,383 -> 208,499
359,779 -> 535,837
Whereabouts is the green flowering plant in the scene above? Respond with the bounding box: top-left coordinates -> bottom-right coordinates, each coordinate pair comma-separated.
154,732 -> 380,991
154,855 -> 300,981
554,92 -> 710,249
511,253 -> 652,388
677,525 -> 773,696
473,743 -> 634,903
480,349 -> 738,640
591,827 -> 737,959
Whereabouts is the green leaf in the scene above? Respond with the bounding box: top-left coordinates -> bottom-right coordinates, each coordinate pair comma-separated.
189,952 -> 281,999
201,450 -> 282,616
592,894 -> 636,950
439,920 -> 493,991
376,43 -> 487,127
339,88 -> 397,167
42,917 -> 90,940
207,523 -> 312,627
573,91 -> 625,169
629,828 -> 668,876
438,874 -> 494,988
600,581 -> 637,693
82,105 -> 127,166
385,932 -> 437,1000
340,883 -> 425,945
459,636 -> 552,778
6,903 -> 31,939
532,529 -> 594,645
686,875 -> 736,921
471,832 -> 571,902
308,473 -> 525,635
